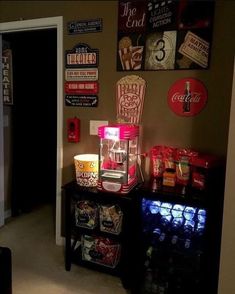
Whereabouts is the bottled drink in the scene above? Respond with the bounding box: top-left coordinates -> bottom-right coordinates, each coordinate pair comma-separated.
171,204 -> 185,245
183,206 -> 196,221
183,81 -> 191,113
184,219 -> 195,249
150,201 -> 161,214
160,202 -> 172,216
197,209 -> 206,224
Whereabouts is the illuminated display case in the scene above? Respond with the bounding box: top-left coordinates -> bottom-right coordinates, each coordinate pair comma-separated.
140,197 -> 208,294
98,124 -> 139,194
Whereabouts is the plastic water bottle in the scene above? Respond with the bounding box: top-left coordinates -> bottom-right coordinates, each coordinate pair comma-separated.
150,201 -> 161,214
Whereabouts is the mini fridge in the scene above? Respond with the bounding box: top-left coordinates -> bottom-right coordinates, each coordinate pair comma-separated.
135,183 -> 224,294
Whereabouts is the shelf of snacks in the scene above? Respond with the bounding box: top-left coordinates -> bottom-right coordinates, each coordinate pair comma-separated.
63,181 -> 138,286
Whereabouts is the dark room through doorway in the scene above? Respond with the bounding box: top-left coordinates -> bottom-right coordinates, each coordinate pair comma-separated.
3,29 -> 57,216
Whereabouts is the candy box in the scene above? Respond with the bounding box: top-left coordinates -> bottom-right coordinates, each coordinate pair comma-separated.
82,235 -> 121,268
75,200 -> 98,229
99,205 -> 123,235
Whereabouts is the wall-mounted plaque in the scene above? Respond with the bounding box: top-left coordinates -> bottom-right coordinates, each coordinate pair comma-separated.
67,18 -> 103,34
65,81 -> 99,95
65,68 -> 99,81
65,43 -> 99,68
65,95 -> 98,107
167,77 -> 208,117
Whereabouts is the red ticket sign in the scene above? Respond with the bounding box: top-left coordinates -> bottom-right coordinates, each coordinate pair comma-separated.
65,81 -> 99,94
168,78 -> 208,117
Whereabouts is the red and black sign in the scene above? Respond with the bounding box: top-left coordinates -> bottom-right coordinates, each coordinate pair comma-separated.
167,78 -> 208,117
65,81 -> 99,95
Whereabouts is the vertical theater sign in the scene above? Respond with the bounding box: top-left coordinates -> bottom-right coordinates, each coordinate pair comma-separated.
2,49 -> 13,105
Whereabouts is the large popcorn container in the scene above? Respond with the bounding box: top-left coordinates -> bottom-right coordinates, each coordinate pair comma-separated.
74,154 -> 99,187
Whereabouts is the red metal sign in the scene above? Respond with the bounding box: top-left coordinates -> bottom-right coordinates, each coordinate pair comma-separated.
168,78 -> 208,117
65,81 -> 99,94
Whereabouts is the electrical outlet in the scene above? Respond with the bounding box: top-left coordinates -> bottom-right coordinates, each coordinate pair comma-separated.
90,120 -> 108,135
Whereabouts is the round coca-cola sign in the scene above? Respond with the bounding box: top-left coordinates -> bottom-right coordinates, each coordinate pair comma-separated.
168,78 -> 208,117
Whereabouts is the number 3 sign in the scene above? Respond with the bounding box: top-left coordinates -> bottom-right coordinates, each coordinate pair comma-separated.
145,31 -> 177,70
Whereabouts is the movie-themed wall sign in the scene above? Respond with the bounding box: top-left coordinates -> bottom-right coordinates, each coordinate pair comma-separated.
65,81 -> 99,95
65,43 -> 99,107
167,78 -> 208,117
65,95 -> 98,107
2,49 -> 13,105
65,68 -> 99,81
67,18 -> 103,35
66,43 -> 99,68
117,0 -> 215,71
116,75 -> 146,124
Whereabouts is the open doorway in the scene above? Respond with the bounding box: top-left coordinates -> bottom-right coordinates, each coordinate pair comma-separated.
3,29 -> 57,216
0,17 -> 63,244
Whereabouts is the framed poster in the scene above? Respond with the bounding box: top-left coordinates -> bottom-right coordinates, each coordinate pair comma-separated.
117,0 -> 215,71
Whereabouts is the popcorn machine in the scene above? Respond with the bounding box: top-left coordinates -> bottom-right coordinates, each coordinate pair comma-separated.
98,124 -> 140,194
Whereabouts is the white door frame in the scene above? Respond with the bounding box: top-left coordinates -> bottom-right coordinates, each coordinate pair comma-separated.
0,16 -> 64,245
218,59 -> 235,293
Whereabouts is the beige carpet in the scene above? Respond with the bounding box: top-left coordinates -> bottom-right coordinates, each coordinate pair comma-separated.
0,204 -> 127,294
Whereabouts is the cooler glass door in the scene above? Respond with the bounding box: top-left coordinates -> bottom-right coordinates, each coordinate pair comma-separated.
141,198 -> 207,294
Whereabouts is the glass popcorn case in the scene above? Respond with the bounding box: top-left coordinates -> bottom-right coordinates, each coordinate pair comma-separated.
98,124 -> 139,194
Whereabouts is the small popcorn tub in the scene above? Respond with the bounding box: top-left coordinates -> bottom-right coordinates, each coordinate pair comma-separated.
74,154 -> 99,187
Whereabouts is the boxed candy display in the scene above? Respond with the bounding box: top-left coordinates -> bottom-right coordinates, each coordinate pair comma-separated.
75,200 -> 98,229
82,235 -> 121,268
99,204 -> 123,235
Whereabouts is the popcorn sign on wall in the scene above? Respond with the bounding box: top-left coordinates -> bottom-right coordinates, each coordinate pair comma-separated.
167,78 -> 208,117
116,75 -> 146,124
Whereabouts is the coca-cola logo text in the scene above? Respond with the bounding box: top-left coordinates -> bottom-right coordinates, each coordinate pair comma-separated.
171,92 -> 201,103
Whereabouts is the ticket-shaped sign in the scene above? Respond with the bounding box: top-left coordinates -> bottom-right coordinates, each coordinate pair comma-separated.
65,95 -> 98,107
178,31 -> 209,68
65,68 -> 98,81
65,81 -> 99,94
